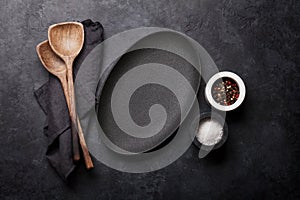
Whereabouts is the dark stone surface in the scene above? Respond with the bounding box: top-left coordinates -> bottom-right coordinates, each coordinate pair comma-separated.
0,0 -> 299,199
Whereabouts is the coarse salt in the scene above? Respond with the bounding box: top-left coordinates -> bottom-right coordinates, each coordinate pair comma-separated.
196,118 -> 224,146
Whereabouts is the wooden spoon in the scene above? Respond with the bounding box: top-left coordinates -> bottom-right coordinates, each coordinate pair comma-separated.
36,40 -> 94,169
48,22 -> 84,162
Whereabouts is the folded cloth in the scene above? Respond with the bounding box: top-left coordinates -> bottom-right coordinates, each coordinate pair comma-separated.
34,19 -> 104,180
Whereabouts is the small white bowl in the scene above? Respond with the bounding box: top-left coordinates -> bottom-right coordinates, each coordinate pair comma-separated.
205,71 -> 246,111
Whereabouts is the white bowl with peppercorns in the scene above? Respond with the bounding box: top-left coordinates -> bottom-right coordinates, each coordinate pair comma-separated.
205,71 -> 246,111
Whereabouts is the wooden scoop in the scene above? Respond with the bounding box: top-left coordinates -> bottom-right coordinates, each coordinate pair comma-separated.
36,40 -> 94,169
48,22 -> 84,162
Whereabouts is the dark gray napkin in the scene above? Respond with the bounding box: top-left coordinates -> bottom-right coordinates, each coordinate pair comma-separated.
34,19 -> 103,180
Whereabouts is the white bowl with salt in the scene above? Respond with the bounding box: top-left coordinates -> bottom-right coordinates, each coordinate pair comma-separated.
193,112 -> 228,150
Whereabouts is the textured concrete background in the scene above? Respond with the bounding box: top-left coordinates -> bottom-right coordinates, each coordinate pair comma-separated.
1,0 -> 299,199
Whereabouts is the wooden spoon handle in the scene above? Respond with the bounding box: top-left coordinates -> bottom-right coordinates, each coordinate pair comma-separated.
71,118 -> 80,162
59,74 -> 80,162
66,64 -> 80,162
77,117 -> 94,170
61,63 -> 94,169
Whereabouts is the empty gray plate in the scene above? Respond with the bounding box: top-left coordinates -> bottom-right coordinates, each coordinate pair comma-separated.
95,48 -> 200,153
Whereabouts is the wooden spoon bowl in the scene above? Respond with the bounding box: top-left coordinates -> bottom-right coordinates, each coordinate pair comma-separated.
48,22 -> 84,59
36,41 -> 66,75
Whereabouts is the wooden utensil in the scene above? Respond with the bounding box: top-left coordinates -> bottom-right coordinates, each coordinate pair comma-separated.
48,22 -> 84,162
36,40 -> 94,169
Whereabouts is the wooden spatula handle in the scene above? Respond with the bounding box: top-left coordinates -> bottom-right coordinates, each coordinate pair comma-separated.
65,61 -> 80,162
60,74 -> 94,169
77,118 -> 94,169
71,119 -> 80,161
63,60 -> 93,169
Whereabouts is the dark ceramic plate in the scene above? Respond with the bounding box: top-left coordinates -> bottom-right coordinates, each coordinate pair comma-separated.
95,48 -> 200,153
